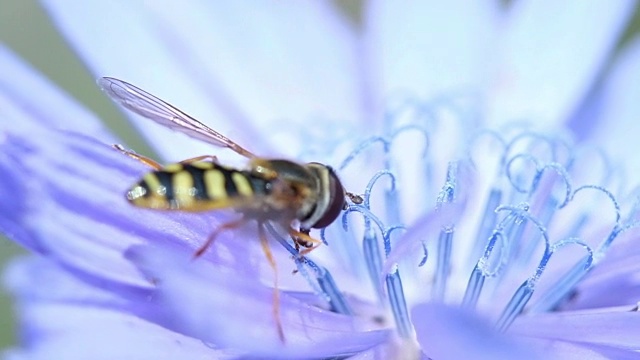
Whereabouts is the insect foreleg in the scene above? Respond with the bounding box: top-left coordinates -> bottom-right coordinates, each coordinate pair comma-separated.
179,155 -> 219,164
289,228 -> 322,256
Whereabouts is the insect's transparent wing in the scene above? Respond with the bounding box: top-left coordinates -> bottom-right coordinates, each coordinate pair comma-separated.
98,77 -> 255,158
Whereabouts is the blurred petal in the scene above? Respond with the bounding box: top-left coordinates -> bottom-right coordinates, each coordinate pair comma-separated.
412,303 -> 541,360
487,0 -> 635,127
511,306 -> 640,350
146,2 -> 364,153
578,37 -> 640,177
0,45 -> 111,139
4,256 -> 225,360
0,129 -> 150,289
519,340 -> 640,360
566,234 -> 640,310
5,255 -> 125,306
39,0 -> 254,161
127,244 -> 389,359
366,0 -> 500,116
41,1 -> 362,160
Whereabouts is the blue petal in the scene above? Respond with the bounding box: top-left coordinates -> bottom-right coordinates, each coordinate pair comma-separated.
575,37 -> 640,177
4,256 -> 225,360
127,243 -> 390,358
487,0 -> 635,127
565,234 -> 640,310
511,306 -> 640,350
516,340 -> 640,360
40,1 -> 363,160
412,302 -> 541,360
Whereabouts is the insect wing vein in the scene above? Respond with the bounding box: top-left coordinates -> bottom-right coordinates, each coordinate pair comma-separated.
98,77 -> 255,158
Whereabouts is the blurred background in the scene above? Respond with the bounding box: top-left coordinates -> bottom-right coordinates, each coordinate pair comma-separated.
0,0 -> 638,349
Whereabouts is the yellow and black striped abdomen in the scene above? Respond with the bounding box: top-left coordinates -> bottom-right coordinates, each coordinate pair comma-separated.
127,162 -> 271,211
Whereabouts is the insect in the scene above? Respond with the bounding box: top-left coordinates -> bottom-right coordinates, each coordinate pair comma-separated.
98,77 -> 352,341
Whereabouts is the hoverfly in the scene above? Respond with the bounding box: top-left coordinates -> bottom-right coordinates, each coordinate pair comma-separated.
98,77 -> 352,341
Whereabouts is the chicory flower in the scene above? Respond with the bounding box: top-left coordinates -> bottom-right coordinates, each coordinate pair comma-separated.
2,1 -> 640,359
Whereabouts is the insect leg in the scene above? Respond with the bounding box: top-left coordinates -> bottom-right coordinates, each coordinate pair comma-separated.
179,155 -> 219,164
112,144 -> 163,170
193,217 -> 247,258
289,228 -> 323,256
257,222 -> 285,342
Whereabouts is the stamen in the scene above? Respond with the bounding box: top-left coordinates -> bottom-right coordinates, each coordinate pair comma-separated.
338,125 -> 431,339
265,223 -> 352,315
418,242 -> 429,267
389,124 -> 430,159
342,203 -> 412,337
468,188 -> 502,264
462,204 -> 531,308
505,153 -> 542,194
386,270 -> 412,338
319,119 -> 632,343
342,205 -> 387,299
363,228 -> 385,302
488,203 -> 595,329
518,197 -> 557,264
530,255 -> 592,313
507,238 -> 592,322
338,136 -> 390,171
577,186 -> 621,252
460,266 -> 486,310
504,131 -> 571,166
529,185 -> 621,313
316,267 -> 352,315
363,170 -> 398,245
432,162 -> 459,301
536,163 -> 573,208
385,225 -> 408,258
433,230 -> 453,301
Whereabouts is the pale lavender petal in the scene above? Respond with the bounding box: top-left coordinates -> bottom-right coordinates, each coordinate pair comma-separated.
511,306 -> 640,350
412,303 -> 541,360
487,0 -> 635,127
127,244 -> 389,358
579,37 -> 640,177
145,1 -> 364,155
4,256 -> 225,360
0,45 -> 112,139
41,1 -> 362,160
366,0 -> 501,109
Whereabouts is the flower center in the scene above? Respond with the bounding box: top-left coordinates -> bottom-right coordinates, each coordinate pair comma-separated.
275,97 -> 639,339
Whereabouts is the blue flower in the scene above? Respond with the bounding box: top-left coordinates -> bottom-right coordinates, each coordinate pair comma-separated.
2,2 -> 640,359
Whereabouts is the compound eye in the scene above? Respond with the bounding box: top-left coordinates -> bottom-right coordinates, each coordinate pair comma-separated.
311,169 -> 346,229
